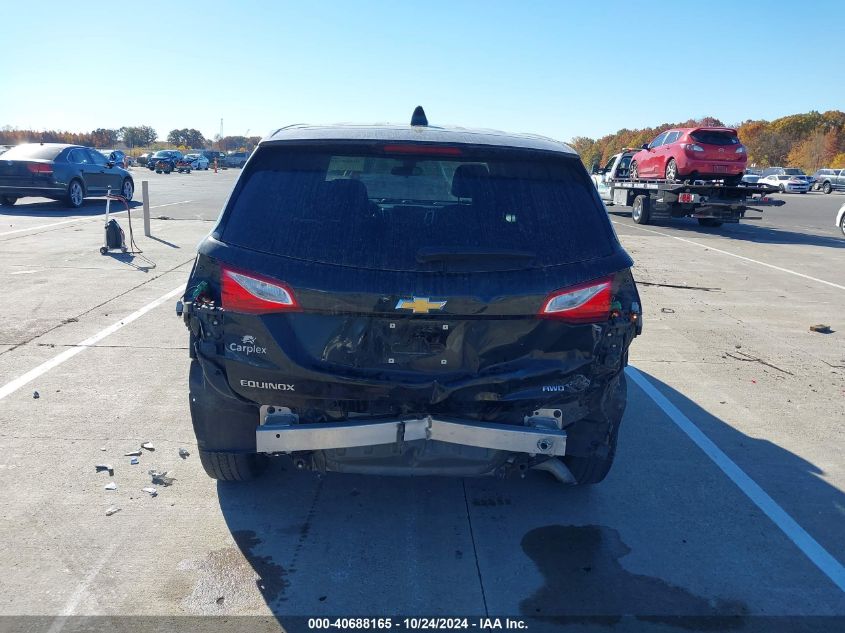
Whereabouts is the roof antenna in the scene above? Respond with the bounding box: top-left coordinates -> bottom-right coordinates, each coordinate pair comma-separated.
410,106 -> 428,127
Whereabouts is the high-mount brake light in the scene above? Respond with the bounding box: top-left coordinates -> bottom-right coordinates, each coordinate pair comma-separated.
539,276 -> 613,323
382,144 -> 463,156
221,267 -> 299,314
27,163 -> 53,174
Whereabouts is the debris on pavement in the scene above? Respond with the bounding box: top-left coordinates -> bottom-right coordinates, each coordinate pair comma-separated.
725,351 -> 794,376
32,391 -> 39,399
124,450 -> 142,457
130,457 -> 139,465
178,448 -> 190,459
100,447 -> 106,452
809,324 -> 833,334
104,482 -> 117,491
149,469 -> 174,487
661,308 -> 675,314
141,442 -> 155,451
142,487 -> 158,497
95,464 -> 114,476
105,507 -> 121,516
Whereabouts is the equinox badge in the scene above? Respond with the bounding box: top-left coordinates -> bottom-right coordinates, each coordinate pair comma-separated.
395,297 -> 447,314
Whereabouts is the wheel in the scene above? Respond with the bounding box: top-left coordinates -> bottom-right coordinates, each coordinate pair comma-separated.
120,178 -> 134,202
630,161 -> 639,180
99,246 -> 108,255
779,184 -> 785,193
562,373 -> 626,485
0,195 -> 18,207
66,180 -> 84,208
199,450 -> 266,481
698,218 -> 723,227
665,158 -> 678,182
631,194 -> 651,224
840,214 -> 845,237
823,182 -> 832,194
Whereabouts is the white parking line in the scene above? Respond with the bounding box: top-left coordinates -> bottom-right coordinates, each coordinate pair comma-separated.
0,200 -> 193,237
0,285 -> 184,401
627,366 -> 845,593
46,542 -> 119,629
613,221 -> 845,291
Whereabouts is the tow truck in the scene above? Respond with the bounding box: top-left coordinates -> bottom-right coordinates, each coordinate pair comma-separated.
591,149 -> 785,227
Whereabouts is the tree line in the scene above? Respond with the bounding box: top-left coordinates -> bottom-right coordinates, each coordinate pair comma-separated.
0,125 -> 262,153
571,110 -> 845,174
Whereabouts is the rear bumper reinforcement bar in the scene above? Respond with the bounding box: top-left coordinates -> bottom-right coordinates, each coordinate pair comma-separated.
256,414 -> 567,456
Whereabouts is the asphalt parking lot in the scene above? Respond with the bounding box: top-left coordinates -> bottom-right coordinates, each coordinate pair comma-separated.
1,168 -> 844,631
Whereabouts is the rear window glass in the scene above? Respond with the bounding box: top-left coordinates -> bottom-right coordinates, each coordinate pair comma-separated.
1,144 -> 64,160
690,131 -> 739,146
221,144 -> 617,271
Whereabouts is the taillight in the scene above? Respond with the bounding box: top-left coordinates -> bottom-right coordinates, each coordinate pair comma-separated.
221,267 -> 299,314
678,192 -> 695,203
683,143 -> 704,152
539,276 -> 612,323
27,162 -> 53,175
382,144 -> 463,156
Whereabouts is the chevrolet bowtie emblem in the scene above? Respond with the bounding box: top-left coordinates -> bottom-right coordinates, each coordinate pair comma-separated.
395,297 -> 447,314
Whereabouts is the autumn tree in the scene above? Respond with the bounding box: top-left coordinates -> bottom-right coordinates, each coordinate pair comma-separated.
119,126 -> 158,148
167,128 -> 208,148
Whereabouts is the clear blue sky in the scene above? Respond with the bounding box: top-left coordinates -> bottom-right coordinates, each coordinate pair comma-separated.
1,0 -> 842,143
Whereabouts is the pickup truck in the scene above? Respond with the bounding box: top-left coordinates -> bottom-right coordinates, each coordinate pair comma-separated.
591,149 -> 785,227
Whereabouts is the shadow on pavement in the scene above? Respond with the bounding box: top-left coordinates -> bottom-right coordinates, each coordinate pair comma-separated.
0,198 -> 142,218
213,369 -> 845,631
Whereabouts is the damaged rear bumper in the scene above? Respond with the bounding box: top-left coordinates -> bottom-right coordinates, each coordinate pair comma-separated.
256,411 -> 567,456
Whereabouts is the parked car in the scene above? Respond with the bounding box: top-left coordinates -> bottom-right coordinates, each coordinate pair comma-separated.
630,127 -> 747,184
137,152 -> 154,167
148,150 -> 183,173
759,174 -> 810,193
98,149 -> 127,168
224,151 -> 250,168
762,167 -> 814,188
812,168 -> 844,194
201,150 -> 227,168
741,174 -> 761,184
0,143 -> 134,208
177,108 -> 642,483
0,145 -> 10,156
182,153 -> 210,170
836,202 -> 845,236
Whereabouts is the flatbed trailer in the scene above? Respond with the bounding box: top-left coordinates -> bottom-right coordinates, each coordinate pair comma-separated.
592,150 -> 786,227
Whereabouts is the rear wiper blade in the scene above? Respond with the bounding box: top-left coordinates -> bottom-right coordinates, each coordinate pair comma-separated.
416,247 -> 536,263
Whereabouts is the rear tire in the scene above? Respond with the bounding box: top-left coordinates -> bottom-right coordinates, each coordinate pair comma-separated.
631,194 -> 651,224
199,450 -> 266,481
840,214 -> 845,237
665,158 -> 678,182
823,182 -> 832,194
0,195 -> 18,206
121,178 -> 134,201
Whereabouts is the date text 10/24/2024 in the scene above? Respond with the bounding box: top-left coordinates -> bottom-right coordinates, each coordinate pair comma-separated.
308,618 -> 529,630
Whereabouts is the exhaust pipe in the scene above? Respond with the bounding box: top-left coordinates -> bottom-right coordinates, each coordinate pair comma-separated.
531,458 -> 577,485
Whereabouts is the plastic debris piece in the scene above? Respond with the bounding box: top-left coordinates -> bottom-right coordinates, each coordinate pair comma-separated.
142,487 -> 158,497
104,482 -> 117,491
810,324 -> 833,334
95,464 -> 114,476
124,450 -> 142,457
178,448 -> 190,459
100,447 -> 107,452
130,457 -> 139,465
148,469 -> 174,487
660,308 -> 675,314
141,442 -> 155,451
105,507 -> 121,516
33,391 -> 40,399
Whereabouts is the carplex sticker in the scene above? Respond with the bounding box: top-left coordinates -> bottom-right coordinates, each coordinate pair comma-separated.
229,334 -> 267,356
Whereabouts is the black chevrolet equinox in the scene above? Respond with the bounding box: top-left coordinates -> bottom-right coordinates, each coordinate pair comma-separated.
178,108 -> 642,484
